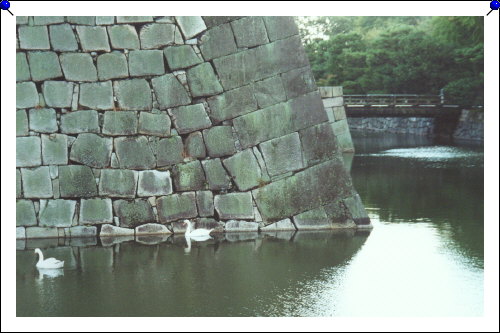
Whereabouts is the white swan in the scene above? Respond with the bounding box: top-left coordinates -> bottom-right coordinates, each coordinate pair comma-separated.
183,220 -> 213,238
34,248 -> 64,269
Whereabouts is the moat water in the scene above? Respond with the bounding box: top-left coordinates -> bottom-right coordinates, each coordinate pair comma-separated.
16,132 -> 484,316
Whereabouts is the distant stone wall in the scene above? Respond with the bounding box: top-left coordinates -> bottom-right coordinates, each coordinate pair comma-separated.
16,16 -> 370,240
452,109 -> 484,142
347,117 -> 436,136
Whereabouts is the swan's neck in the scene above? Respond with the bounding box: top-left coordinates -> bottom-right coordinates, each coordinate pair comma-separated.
185,222 -> 193,235
36,250 -> 44,263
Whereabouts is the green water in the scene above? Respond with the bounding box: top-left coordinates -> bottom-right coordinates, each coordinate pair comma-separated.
16,132 -> 484,317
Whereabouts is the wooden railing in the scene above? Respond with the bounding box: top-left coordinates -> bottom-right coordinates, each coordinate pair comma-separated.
344,94 -> 443,106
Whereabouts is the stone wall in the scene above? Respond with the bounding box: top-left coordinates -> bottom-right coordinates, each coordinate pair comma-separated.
347,117 -> 436,136
452,109 -> 484,142
16,16 -> 370,240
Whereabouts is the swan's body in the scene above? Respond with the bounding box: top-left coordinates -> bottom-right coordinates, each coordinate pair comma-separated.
35,248 -> 64,269
184,220 -> 213,238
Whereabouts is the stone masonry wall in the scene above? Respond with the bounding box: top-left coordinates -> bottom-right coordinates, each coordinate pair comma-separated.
16,16 -> 370,240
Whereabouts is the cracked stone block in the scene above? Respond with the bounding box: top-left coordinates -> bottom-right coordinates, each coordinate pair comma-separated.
225,220 -> 259,232
97,52 -> 129,80
199,23 -> 237,60
16,200 -> 37,226
186,63 -> 223,97
114,199 -> 156,228
27,51 -> 62,81
223,149 -> 264,191
212,48 -> 256,90
201,158 -> 232,191
196,191 -> 214,217
128,50 -> 165,76
139,23 -> 176,49
41,134 -> 68,165
343,194 -> 370,225
260,218 -> 296,231
300,122 -> 340,166
293,206 -> 332,230
28,108 -> 57,133
59,165 -> 98,198
137,170 -> 173,197
172,160 -> 206,191
259,132 -> 304,177
16,82 -> 39,109
107,25 -> 140,49
116,16 -> 154,24
17,136 -> 41,167
60,110 -> 99,134
49,24 -> 78,51
151,74 -> 190,109
138,112 -> 171,137
263,17 -> 299,41
67,16 -> 96,25
69,133 -> 112,168
16,110 -> 29,136
26,227 -> 59,239
176,16 -> 206,39
281,67 -> 317,99
185,131 -> 206,158
16,169 -> 22,198
76,26 -> 111,52
79,198 -> 113,224
114,79 -> 152,110
42,81 -> 74,108
170,103 -> 211,134
156,192 -> 197,223
69,226 -> 97,238
16,52 -> 31,81
102,111 -> 138,135
33,16 -> 65,25
202,126 -> 236,157
252,76 -> 287,108
214,192 -> 254,220
100,224 -> 135,237
79,81 -> 114,110
39,199 -> 77,227
164,45 -> 202,70
207,85 -> 258,122
18,26 -> 50,50
60,53 -> 98,82
21,166 -> 53,198
99,169 -> 138,198
157,136 -> 183,167
231,17 -> 269,48
114,136 -> 156,169
96,16 -> 115,25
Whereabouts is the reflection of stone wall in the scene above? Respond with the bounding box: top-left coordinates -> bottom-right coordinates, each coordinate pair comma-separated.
16,16 -> 369,240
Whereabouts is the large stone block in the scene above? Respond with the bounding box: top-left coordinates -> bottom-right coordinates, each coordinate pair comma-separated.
41,134 -> 68,165
300,122 -> 340,167
196,191 -> 214,217
60,110 -> 99,134
69,226 -> 97,238
79,198 -> 113,224
107,25 -> 140,49
25,227 -> 59,239
202,126 -> 236,157
223,149 -> 266,191
49,24 -> 78,51
170,103 -> 211,134
225,220 -> 259,232
252,75 -> 286,108
114,79 -> 152,110
16,200 -> 37,226
43,81 -> 74,108
76,26 -> 111,52
18,26 -> 50,50
114,136 -> 155,169
260,218 -> 296,231
342,194 -> 370,225
16,227 -> 26,240
231,17 -> 268,48
202,17 -> 240,28
139,23 -> 176,49
114,199 -> 156,228
99,169 -> 138,198
136,223 -> 172,235
69,133 -> 112,168
201,159 -> 232,191
185,131 -> 206,158
164,45 -> 202,70
27,51 -> 63,81
60,53 -> 98,82
39,199 -> 77,227
157,136 -> 184,167
59,165 -> 98,198
67,16 -> 96,25
138,112 -> 171,136
263,17 -> 299,41
176,16 -> 206,39
281,66 -> 317,99
293,206 -> 332,230
96,16 -> 115,25
33,16 -> 65,25
79,81 -> 114,110
199,23 -> 237,60
102,111 -> 138,135
99,224 -> 135,237
16,52 -> 31,81
214,192 -> 254,220
186,63 -> 223,97
207,85 -> 258,122
259,132 -> 304,176
17,137 -> 41,167
29,108 -> 57,133
156,192 -> 197,223
97,52 -> 129,80
116,16 -> 154,24
137,170 -> 173,197
172,160 -> 206,191
16,82 -> 39,109
16,110 -> 28,136
151,74 -> 190,109
331,120 -> 354,152
128,50 -> 165,76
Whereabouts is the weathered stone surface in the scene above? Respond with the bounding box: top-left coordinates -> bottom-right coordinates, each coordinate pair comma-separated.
79,198 -> 113,224
27,51 -> 62,81
43,81 -> 74,108
343,194 -> 370,225
79,81 -> 114,110
151,74 -> 190,109
128,50 -> 165,76
39,199 -> 77,227
100,224 -> 135,237
42,134 -> 68,165
136,223 -> 172,235
199,23 -> 237,60
60,110 -> 99,134
18,26 -> 50,50
231,17 -> 268,48
16,110 -> 28,136
16,82 -> 39,109
76,26 -> 111,52
16,16 -> 29,25
96,16 -> 115,25
114,199 -> 156,228
69,133 -> 112,168
138,112 -> 171,136
49,24 -> 78,51
102,111 -> 138,135
139,23 -> 175,49
207,85 -> 258,122
293,206 -> 332,230
60,53 -> 98,82
201,159 -> 232,191
25,227 -> 59,239
253,76 -> 286,108
97,52 -> 129,80
185,131 -> 206,158
186,63 -> 223,97
202,126 -> 236,157
164,45 -> 202,70
99,169 -> 137,198
114,136 -> 155,169
157,136 -> 183,167
16,169 -> 22,198
29,108 -> 57,133
16,200 -> 37,226
69,226 -> 97,238
117,16 -> 154,24
333,106 -> 347,121
67,16 -> 96,25
281,67 -> 317,99
114,79 -> 152,110
323,97 -> 343,108
223,149 -> 265,191
33,16 -> 65,25
172,161 -> 206,191
259,132 -> 304,176
16,52 -> 31,81
300,122 -> 340,166
59,165 -> 98,198
107,25 -> 140,49
260,218 -> 296,231
202,17 -> 241,28
16,227 -> 26,239
263,17 -> 299,42
170,103 -> 211,134
331,120 -> 354,152
196,191 -> 214,217
225,220 -> 259,232
156,192 -> 197,223
137,170 -> 173,197
214,192 -> 254,220
17,137 -> 41,167
176,16 -> 206,39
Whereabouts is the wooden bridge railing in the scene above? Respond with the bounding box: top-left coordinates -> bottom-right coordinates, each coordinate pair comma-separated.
344,94 -> 443,106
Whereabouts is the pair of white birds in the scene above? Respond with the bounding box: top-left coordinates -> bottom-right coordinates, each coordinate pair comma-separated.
34,220 -> 213,268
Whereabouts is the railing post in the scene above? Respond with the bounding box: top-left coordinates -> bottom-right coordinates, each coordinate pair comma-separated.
439,89 -> 445,105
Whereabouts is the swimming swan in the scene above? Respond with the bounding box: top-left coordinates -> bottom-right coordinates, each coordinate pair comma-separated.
183,219 -> 213,238
34,248 -> 64,269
